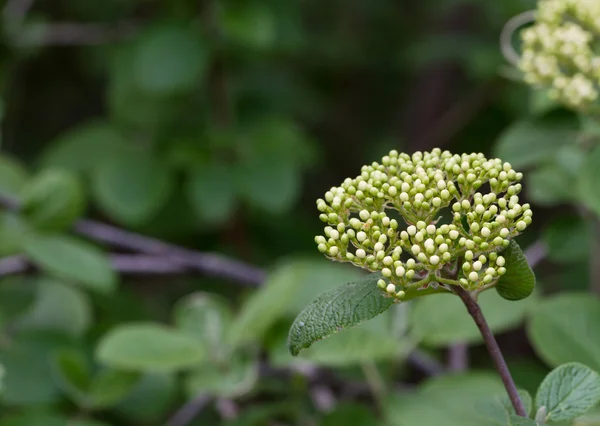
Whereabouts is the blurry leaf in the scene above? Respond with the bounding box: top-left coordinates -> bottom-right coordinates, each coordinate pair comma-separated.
410,289 -> 536,346
133,25 -> 207,95
67,421 -> 111,426
554,144 -> 585,177
543,215 -> 591,264
0,154 -> 28,199
23,235 -> 117,293
20,169 -> 86,232
385,373 -> 505,426
496,240 -> 535,300
476,390 -> 532,423
321,403 -> 378,426
282,259 -> 363,316
508,359 -> 551,397
529,89 -> 561,116
508,417 -> 540,426
236,157 -> 301,213
92,148 -> 173,226
527,165 -> 573,206
223,402 -> 298,426
174,292 -> 233,360
96,322 -> 205,372
579,145 -> 600,217
297,317 -> 408,366
115,372 -> 177,423
221,3 -> 276,50
15,279 -> 92,337
185,352 -> 258,398
0,213 -> 30,256
39,121 -> 127,174
528,293 -> 600,371
493,119 -> 577,169
0,362 -> 4,394
0,276 -> 36,323
186,162 -> 237,225
0,410 -> 68,426
536,363 -> 600,422
288,273 -> 394,356
0,332 -> 74,405
574,406 -> 600,425
51,348 -> 91,405
229,260 -> 309,346
88,369 -> 141,409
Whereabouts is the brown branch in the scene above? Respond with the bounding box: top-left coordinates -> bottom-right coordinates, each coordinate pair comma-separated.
453,286 -> 527,417
447,343 -> 469,372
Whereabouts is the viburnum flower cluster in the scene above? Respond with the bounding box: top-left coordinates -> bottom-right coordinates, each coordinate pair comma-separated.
314,149 -> 532,298
519,0 -> 600,111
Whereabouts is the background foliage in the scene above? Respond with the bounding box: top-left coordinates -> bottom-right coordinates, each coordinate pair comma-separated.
0,0 -> 599,424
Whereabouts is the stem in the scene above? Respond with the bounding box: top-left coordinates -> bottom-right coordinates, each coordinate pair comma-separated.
453,286 -> 527,417
361,361 -> 386,411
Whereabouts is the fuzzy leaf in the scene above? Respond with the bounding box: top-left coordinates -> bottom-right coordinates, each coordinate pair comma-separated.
535,363 -> 600,422
495,240 -> 535,301
287,273 -> 394,356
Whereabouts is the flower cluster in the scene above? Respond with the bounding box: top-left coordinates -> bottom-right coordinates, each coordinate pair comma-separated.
314,149 -> 532,297
519,0 -> 600,111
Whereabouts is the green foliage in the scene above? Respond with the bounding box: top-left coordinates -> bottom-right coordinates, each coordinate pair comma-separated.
495,240 -> 536,300
287,273 -> 395,356
527,294 -> 600,371
535,363 -> 600,422
20,168 -> 86,232
578,145 -> 600,218
410,289 -> 535,346
476,389 -> 532,422
23,235 -> 117,293
96,323 -> 206,372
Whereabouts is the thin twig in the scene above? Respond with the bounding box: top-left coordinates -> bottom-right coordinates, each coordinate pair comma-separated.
453,286 -> 527,417
0,255 -> 28,276
164,394 -> 211,426
447,343 -> 469,372
2,0 -> 35,26
73,220 -> 265,285
406,349 -> 445,376
15,22 -> 138,46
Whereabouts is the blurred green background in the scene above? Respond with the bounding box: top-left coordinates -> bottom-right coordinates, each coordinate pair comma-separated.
1,0 -> 600,425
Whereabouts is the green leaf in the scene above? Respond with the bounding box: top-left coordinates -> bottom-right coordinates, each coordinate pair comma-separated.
476,390 -> 532,423
0,154 -> 28,199
186,162 -> 237,225
287,273 -> 394,356
579,145 -> 600,217
133,25 -> 207,95
535,363 -> 600,422
321,404 -> 379,426
0,362 -> 5,395
543,215 -> 591,264
92,148 -> 173,226
493,119 -> 577,169
385,373 -> 506,426
39,121 -> 127,174
508,416 -> 540,426
0,213 -> 30,256
50,348 -> 91,405
229,260 -> 310,346
115,373 -> 177,423
495,240 -> 536,301
184,352 -> 258,398
174,292 -> 233,360
88,369 -> 141,409
529,89 -> 561,117
0,332 -> 74,405
15,278 -> 92,337
527,165 -> 574,206
297,313 -> 409,366
410,289 -> 536,346
0,410 -> 68,426
221,3 -> 276,50
96,322 -> 206,372
236,158 -> 301,214
23,235 -> 117,293
20,169 -> 86,232
527,293 -> 600,371
0,276 -> 37,323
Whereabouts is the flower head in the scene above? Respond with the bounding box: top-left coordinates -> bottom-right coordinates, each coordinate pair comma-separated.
314,149 -> 532,296
519,0 -> 600,111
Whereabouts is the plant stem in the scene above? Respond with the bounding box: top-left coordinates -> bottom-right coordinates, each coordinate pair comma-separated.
361,361 -> 386,411
452,286 -> 527,417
